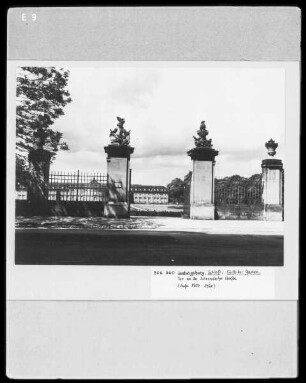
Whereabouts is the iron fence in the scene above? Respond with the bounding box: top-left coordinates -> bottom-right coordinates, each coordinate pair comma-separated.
48,171 -> 108,202
16,171 -> 108,202
214,178 -> 263,205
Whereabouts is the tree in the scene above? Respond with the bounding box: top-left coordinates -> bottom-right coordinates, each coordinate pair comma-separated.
16,67 -> 72,185
167,178 -> 185,203
15,156 -> 30,188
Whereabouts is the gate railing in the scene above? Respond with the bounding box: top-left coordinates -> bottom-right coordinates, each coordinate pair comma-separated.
181,172 -> 264,211
214,175 -> 263,205
16,171 -> 108,202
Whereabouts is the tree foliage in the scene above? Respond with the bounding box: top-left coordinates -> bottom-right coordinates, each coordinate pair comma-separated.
215,174 -> 262,189
16,67 -> 72,185
16,67 -> 72,153
167,177 -> 185,203
15,156 -> 31,188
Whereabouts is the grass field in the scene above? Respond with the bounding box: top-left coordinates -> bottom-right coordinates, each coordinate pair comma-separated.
130,203 -> 184,212
130,203 -> 184,216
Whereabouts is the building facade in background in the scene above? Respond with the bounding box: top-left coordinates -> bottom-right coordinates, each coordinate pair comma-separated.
131,185 -> 169,204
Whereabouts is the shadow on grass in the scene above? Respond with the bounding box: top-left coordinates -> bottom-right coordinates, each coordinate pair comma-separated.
15,229 -> 284,266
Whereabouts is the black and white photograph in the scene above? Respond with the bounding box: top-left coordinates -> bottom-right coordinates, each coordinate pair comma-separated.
7,7 -> 300,380
15,63 -> 285,266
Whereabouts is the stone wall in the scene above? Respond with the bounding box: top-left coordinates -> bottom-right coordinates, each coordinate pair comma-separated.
215,204 -> 264,220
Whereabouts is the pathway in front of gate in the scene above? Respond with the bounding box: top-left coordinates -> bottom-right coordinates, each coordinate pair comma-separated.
16,216 -> 284,235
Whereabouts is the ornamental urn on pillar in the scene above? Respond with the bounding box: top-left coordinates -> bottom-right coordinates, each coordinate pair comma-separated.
104,117 -> 134,218
187,121 -> 219,220
261,139 -> 284,221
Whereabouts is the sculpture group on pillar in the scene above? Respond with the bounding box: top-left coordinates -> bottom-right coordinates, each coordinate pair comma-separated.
193,121 -> 213,148
104,117 -> 134,218
109,117 -> 131,146
187,121 -> 219,220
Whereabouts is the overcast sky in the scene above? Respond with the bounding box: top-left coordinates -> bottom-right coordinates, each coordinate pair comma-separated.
48,64 -> 285,186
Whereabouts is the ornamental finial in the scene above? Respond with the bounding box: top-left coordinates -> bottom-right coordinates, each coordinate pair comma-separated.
193,120 -> 213,148
109,116 -> 131,146
265,138 -> 278,157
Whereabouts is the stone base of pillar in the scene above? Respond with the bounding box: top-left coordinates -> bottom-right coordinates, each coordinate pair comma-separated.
190,203 -> 215,220
104,202 -> 130,218
264,204 -> 283,221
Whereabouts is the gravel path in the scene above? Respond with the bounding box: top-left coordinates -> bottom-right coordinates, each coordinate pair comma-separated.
15,216 -> 284,235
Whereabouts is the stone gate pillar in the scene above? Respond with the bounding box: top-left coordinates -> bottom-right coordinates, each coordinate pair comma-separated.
261,139 -> 284,221
28,148 -> 52,205
187,121 -> 219,220
104,117 -> 134,218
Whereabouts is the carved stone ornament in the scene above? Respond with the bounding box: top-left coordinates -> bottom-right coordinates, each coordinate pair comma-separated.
109,116 -> 131,146
193,120 -> 213,148
187,120 -> 218,161
265,138 -> 278,157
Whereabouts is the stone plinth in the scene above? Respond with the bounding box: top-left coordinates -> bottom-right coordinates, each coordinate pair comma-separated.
187,147 -> 218,220
261,158 -> 284,221
104,144 -> 134,218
